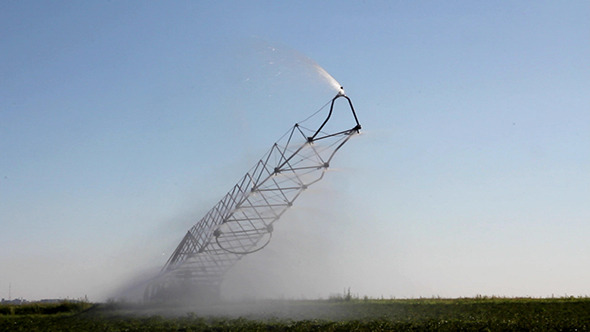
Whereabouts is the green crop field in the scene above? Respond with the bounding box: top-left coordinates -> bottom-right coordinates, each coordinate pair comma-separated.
1,297 -> 590,331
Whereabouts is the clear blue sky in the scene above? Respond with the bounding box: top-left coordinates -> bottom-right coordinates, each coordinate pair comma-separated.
1,1 -> 589,301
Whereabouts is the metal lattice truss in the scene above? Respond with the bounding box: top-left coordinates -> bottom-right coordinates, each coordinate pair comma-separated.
147,92 -> 361,299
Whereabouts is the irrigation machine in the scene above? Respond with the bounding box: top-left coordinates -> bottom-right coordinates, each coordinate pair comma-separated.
145,89 -> 361,302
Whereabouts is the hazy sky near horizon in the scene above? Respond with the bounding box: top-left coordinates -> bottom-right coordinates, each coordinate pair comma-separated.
1,1 -> 589,301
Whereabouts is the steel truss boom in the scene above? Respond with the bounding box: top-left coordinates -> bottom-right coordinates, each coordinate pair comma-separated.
146,92 -> 361,301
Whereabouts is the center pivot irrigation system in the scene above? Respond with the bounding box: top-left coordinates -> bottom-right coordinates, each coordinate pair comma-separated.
145,89 -> 361,301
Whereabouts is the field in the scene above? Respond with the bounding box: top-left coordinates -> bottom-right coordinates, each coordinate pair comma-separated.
1,297 -> 590,331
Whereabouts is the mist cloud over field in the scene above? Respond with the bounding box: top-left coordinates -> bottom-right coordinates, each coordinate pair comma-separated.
2,2 -> 589,303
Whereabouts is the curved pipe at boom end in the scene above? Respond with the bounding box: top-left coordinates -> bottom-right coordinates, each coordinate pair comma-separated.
307,90 -> 362,142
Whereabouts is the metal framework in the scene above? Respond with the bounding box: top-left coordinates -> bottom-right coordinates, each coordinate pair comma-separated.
145,91 -> 361,301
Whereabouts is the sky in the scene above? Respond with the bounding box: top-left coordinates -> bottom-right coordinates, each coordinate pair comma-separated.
1,1 -> 589,301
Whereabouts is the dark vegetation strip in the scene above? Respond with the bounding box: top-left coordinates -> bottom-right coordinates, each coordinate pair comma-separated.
1,298 -> 590,331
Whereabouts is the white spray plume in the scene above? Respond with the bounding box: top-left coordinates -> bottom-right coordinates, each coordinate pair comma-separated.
251,37 -> 344,94
296,52 -> 343,93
